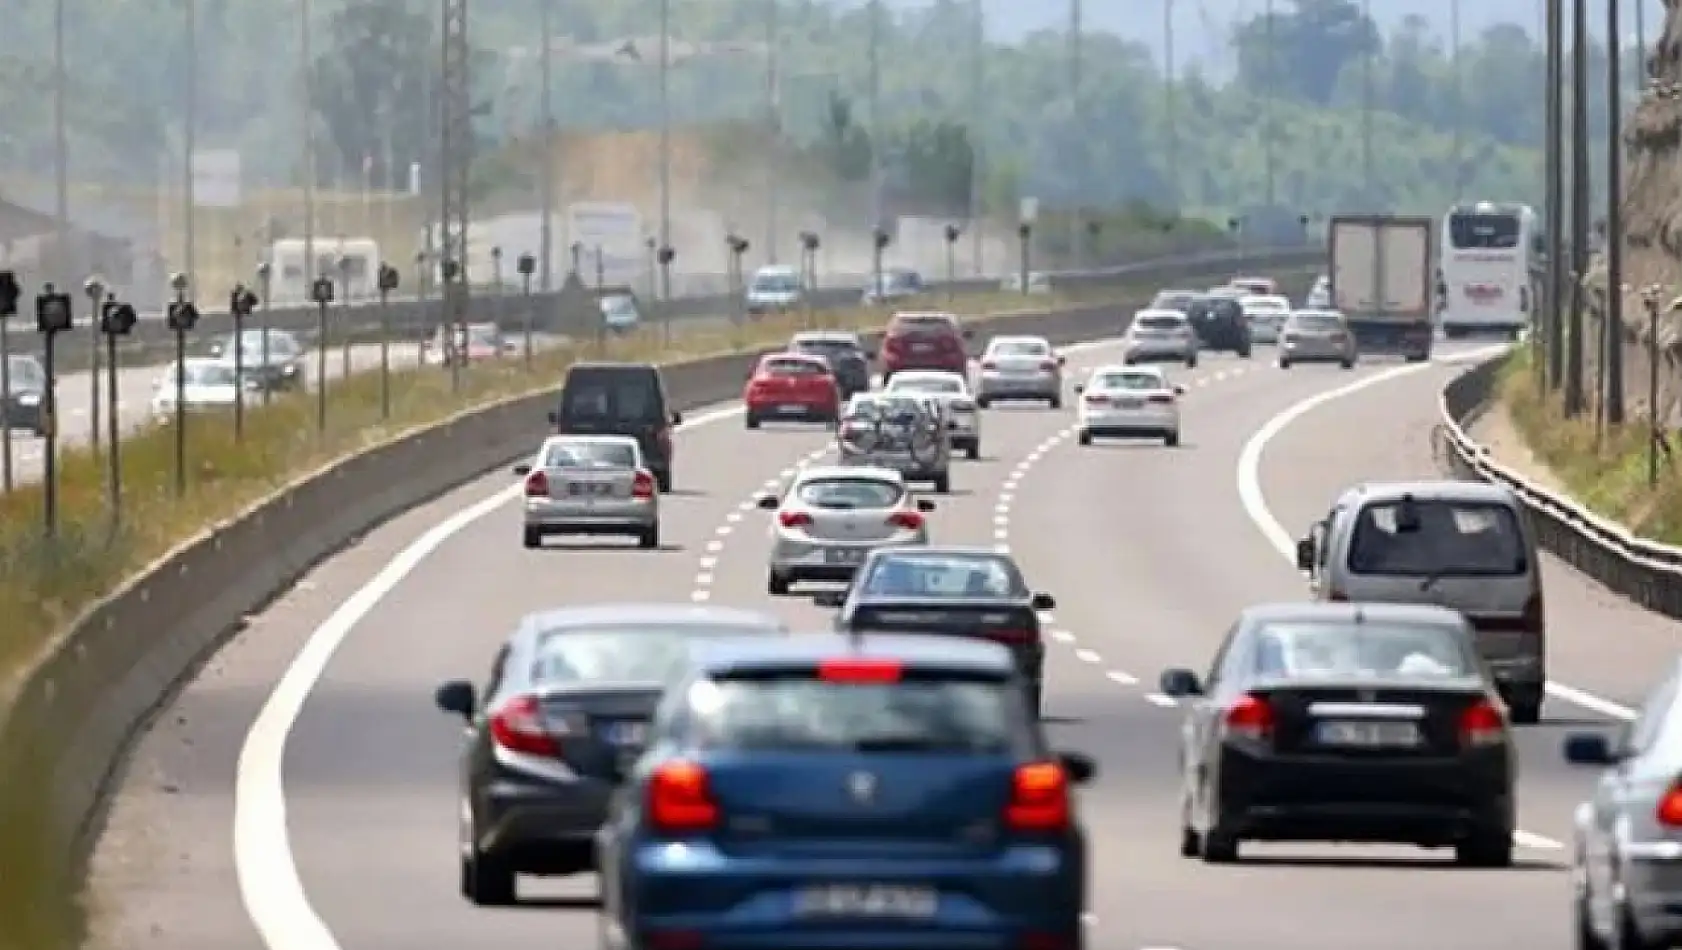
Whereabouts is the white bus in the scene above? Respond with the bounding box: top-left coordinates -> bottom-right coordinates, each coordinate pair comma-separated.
1438,201 -> 1540,338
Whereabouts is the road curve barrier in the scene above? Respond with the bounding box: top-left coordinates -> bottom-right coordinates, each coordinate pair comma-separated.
0,246 -> 1319,941
1436,355 -> 1682,619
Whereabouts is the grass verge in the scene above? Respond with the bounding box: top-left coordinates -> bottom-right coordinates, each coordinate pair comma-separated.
1498,347 -> 1682,542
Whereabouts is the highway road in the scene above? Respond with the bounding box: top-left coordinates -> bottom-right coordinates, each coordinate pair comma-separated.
82,332 -> 1667,950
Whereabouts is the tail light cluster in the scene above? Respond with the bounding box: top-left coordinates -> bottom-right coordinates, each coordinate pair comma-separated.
1084,392 -> 1109,406
1004,761 -> 1070,831
524,471 -> 549,496
1458,699 -> 1506,748
632,470 -> 656,498
1146,393 -> 1175,405
887,510 -> 924,530
778,510 -> 812,528
489,695 -> 559,755
648,760 -> 719,833
1657,781 -> 1682,827
1224,694 -> 1274,742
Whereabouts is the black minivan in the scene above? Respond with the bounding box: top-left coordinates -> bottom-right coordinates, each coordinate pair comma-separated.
548,363 -> 681,491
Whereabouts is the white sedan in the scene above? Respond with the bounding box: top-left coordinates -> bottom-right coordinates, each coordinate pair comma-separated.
881,370 -> 982,459
1074,364 -> 1185,447
150,357 -> 249,421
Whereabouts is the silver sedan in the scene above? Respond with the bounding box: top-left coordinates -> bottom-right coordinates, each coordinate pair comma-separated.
975,334 -> 1064,407
514,434 -> 661,549
1122,309 -> 1199,367
1277,309 -> 1357,368
758,465 -> 935,595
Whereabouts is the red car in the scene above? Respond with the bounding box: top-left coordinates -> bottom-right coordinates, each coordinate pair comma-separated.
880,310 -> 970,381
743,353 -> 840,428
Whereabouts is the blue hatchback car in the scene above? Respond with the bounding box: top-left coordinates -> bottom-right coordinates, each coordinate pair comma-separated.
595,633 -> 1095,950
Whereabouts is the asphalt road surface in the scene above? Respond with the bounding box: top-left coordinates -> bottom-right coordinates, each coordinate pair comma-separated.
85,332 -> 1660,950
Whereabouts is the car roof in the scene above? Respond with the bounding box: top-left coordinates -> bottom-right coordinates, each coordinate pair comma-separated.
754,264 -> 799,276
1241,294 -> 1289,306
888,369 -> 965,381
794,464 -> 904,484
759,351 -> 826,365
1290,309 -> 1344,318
1337,479 -> 1520,506
1134,308 -> 1187,319
988,334 -> 1050,344
791,330 -> 860,343
693,633 -> 1017,676
517,603 -> 786,640
1239,601 -> 1470,628
567,361 -> 659,375
866,543 -> 1011,563
892,310 -> 957,320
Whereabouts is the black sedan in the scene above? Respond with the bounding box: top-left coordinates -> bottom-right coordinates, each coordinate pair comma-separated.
813,546 -> 1055,715
208,329 -> 307,391
2,355 -> 45,436
1158,602 -> 1516,867
431,603 -> 786,905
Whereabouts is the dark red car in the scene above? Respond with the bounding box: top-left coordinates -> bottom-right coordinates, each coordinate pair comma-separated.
880,311 -> 971,381
743,353 -> 840,428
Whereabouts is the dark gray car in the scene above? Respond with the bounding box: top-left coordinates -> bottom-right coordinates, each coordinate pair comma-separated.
432,603 -> 786,906
207,329 -> 307,391
2,355 -> 45,435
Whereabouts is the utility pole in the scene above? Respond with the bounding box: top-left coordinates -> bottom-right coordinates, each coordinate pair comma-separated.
1564,0 -> 1589,416
1359,0 -> 1373,206
969,0 -> 984,274
301,0 -> 316,289
538,0 -> 554,291
439,0 -> 471,338
1450,0 -> 1463,200
658,0 -> 672,297
1069,0 -> 1083,253
53,0 -> 68,292
1605,0 -> 1625,424
1164,0 -> 1177,208
1263,0 -> 1275,207
184,0 -> 198,294
765,0 -> 781,264
1545,0 -> 1565,391
867,0 -> 883,233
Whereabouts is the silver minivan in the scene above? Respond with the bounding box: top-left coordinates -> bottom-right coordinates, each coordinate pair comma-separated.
1295,480 -> 1546,723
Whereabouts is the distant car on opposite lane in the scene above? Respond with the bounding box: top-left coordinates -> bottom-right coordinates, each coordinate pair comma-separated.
206,328 -> 307,391
2,355 -> 46,436
150,357 -> 251,420
861,267 -> 928,305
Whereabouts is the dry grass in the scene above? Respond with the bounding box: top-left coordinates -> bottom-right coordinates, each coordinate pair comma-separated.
1499,349 -> 1682,542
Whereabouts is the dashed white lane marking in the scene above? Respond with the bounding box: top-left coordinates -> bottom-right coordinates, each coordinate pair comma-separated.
691,444 -> 830,602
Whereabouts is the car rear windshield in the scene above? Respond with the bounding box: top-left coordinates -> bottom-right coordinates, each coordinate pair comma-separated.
1092,372 -> 1164,391
561,370 -> 663,422
1253,621 -> 1475,679
989,339 -> 1049,356
532,629 -> 695,685
7,356 -> 42,385
1347,499 -> 1527,576
792,338 -> 856,356
688,673 -> 1018,753
763,357 -> 827,376
1137,315 -> 1185,330
860,553 -> 1026,598
1150,292 -> 1196,311
1289,314 -> 1344,330
892,315 -> 956,335
889,376 -> 963,394
797,477 -> 903,509
544,440 -> 638,468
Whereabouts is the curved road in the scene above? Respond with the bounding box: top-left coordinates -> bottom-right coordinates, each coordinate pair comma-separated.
84,333 -> 1669,950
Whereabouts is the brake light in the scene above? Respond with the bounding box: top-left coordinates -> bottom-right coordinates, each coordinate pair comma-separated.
778,510 -> 813,528
1084,392 -> 1109,405
1521,592 -> 1544,633
1458,699 -> 1506,748
632,470 -> 656,498
1658,782 -> 1682,826
489,695 -> 559,755
648,761 -> 719,833
818,658 -> 903,682
1146,393 -> 1174,404
1039,360 -> 1057,371
524,471 -> 549,496
1223,694 -> 1274,742
886,510 -> 923,529
1004,762 -> 1069,831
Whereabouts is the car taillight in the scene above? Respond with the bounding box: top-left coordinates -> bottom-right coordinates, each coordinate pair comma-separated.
1458,699 -> 1506,748
1147,393 -> 1174,404
1657,782 -> 1682,826
818,658 -> 903,682
886,510 -> 923,530
981,360 -> 997,370
632,470 -> 656,498
987,628 -> 1038,645
648,761 -> 719,833
1521,592 -> 1544,633
1084,392 -> 1109,405
1004,761 -> 1070,831
778,510 -> 813,528
489,695 -> 559,755
1223,694 -> 1274,742
524,471 -> 549,496
1039,360 -> 1057,371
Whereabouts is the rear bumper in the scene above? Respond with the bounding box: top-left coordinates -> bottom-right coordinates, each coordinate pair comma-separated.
477,777 -> 613,870
771,537 -> 923,579
1621,846 -> 1682,941
975,373 -> 1059,399
1279,341 -> 1353,361
748,400 -> 839,422
884,361 -> 967,378
524,499 -> 657,534
1213,744 -> 1512,844
1080,408 -> 1177,436
1123,343 -> 1195,362
617,838 -> 1084,948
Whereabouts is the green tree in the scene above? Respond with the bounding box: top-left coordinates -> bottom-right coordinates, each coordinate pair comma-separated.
310,0 -> 434,188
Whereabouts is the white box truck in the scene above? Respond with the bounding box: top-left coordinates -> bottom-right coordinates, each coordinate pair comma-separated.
1328,215 -> 1435,362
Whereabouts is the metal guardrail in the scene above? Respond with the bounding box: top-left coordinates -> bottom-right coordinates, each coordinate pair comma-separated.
1435,355 -> 1682,619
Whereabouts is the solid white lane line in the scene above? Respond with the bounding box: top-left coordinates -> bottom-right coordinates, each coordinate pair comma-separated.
1106,670 -> 1138,686
1074,649 -> 1102,664
1231,344 -> 1637,723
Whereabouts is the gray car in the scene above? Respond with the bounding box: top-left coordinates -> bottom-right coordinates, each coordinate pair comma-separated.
207,329 -> 307,391
1122,309 -> 1199,367
759,464 -> 935,594
2,355 -> 45,435
432,603 -> 788,905
835,393 -> 954,493
514,434 -> 660,548
975,334 -> 1063,407
1277,309 -> 1357,369
1565,662 -> 1682,950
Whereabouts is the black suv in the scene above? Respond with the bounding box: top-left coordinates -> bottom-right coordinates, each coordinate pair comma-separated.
548,362 -> 680,491
1183,294 -> 1252,357
786,330 -> 872,398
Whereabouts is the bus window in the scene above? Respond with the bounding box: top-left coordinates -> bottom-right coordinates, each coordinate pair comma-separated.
1448,213 -> 1520,250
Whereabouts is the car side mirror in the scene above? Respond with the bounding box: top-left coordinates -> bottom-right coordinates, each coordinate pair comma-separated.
1057,354 -> 1066,366
1056,750 -> 1097,784
670,410 -> 682,426
1563,733 -> 1617,766
812,590 -> 846,608
1030,592 -> 1056,610
1158,668 -> 1203,697
1294,536 -> 1317,572
756,493 -> 779,510
916,499 -> 936,512
512,463 -> 532,476
434,679 -> 476,719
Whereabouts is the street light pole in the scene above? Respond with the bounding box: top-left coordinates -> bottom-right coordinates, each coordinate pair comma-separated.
1359,0 -> 1373,204
1263,0 -> 1275,207
1450,0 -> 1463,200
1164,0 -> 1177,207
1545,0 -> 1565,391
868,0 -> 882,233
969,0 -> 984,274
765,0 -> 781,264
658,0 -> 672,299
184,0 -> 198,294
301,0 -> 316,290
538,0 -> 554,292
1604,0 -> 1625,425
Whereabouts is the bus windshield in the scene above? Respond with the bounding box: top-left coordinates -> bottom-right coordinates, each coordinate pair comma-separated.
1448,213 -> 1520,250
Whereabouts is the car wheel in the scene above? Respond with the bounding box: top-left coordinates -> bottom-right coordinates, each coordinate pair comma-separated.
655,469 -> 673,493
1164,430 -> 1180,447
1200,830 -> 1240,863
1185,355 -> 1197,368
767,570 -> 791,596
1179,823 -> 1202,858
1026,682 -> 1043,720
1077,429 -> 1092,446
460,849 -> 517,906
1237,346 -> 1251,358
745,413 -> 760,429
1341,359 -> 1356,370
933,473 -> 951,494
966,442 -> 980,460
1278,359 -> 1291,369
1048,395 -> 1062,409
1507,691 -> 1543,726
975,395 -> 991,409
637,524 -> 660,549
1454,830 -> 1514,868
522,527 -> 543,549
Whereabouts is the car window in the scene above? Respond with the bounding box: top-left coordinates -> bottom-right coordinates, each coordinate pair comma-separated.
1251,621 -> 1475,679
1289,313 -> 1344,330
892,315 -> 956,334
792,338 -> 856,357
178,363 -> 236,386
544,440 -> 638,468
796,477 -> 903,509
562,373 -> 661,422
1346,499 -> 1527,576
532,630 -> 696,686
1205,623 -> 1241,691
860,553 -> 1026,598
6,357 -> 42,385
988,339 -> 1048,356
887,375 -> 963,394
751,272 -> 800,293
762,357 -> 827,376
1092,371 -> 1165,391
1136,315 -> 1186,330
686,673 -> 1017,753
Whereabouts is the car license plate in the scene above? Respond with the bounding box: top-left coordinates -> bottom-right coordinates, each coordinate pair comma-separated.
911,342 -> 933,353
777,403 -> 806,413
1315,720 -> 1419,747
599,720 -> 648,746
795,884 -> 938,919
568,482 -> 613,497
1115,397 -> 1144,409
825,547 -> 865,564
